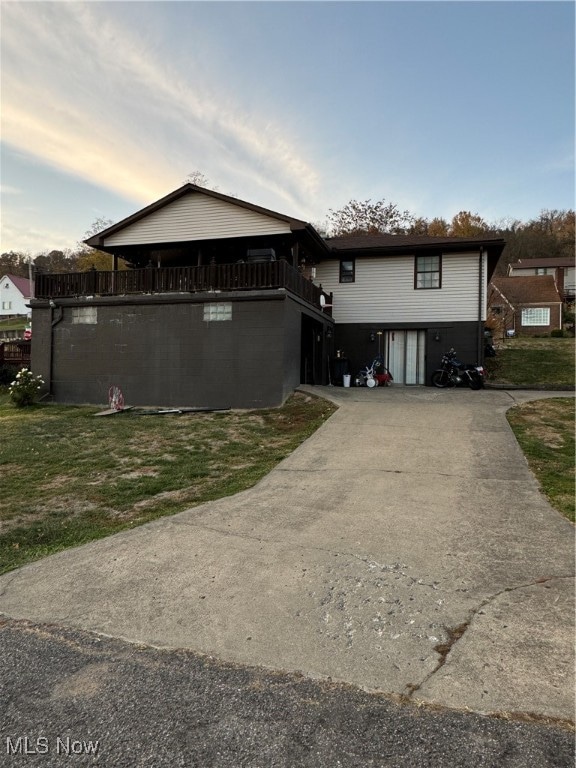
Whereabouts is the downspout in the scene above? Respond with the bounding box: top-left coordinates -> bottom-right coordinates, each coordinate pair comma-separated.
45,300 -> 64,399
478,249 -> 484,362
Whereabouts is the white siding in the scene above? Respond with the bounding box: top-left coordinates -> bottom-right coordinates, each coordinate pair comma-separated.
0,276 -> 31,316
105,193 -> 291,246
315,252 -> 487,324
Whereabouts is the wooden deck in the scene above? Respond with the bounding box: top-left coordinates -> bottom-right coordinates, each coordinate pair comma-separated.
35,261 -> 333,314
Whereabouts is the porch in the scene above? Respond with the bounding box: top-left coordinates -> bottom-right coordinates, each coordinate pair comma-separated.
35,260 -> 332,315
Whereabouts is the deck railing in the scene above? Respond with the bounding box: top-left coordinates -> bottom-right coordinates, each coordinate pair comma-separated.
35,261 -> 332,313
0,341 -> 31,368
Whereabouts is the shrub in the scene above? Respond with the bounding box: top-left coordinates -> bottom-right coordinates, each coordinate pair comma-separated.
8,368 -> 44,408
551,329 -> 566,338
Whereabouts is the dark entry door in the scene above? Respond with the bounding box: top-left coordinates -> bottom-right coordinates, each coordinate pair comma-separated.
300,315 -> 324,384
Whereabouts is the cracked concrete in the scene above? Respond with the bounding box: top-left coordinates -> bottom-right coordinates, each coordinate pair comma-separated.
0,386 -> 574,721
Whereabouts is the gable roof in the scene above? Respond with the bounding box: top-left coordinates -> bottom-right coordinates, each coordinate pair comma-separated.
1,274 -> 32,296
508,257 -> 575,270
85,184 -> 322,249
490,275 -> 562,306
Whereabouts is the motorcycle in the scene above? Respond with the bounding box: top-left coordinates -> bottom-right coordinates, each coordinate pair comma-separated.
354,356 -> 393,388
431,349 -> 485,390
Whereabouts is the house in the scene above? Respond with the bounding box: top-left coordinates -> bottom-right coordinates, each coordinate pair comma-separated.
0,274 -> 32,317
315,232 -> 504,384
507,257 -> 575,304
488,276 -> 563,337
29,184 -> 505,408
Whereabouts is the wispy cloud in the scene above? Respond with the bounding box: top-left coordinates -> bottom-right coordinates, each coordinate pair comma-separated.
1,3 -> 321,216
0,217 -> 76,255
0,185 -> 23,196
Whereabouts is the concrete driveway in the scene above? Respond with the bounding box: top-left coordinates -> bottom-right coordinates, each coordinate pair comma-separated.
0,386 -> 573,721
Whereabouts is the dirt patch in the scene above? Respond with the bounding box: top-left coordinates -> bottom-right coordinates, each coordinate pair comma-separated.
118,468 -> 160,480
39,475 -> 76,491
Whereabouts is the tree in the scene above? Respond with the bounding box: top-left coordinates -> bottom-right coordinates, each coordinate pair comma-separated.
33,250 -> 77,273
0,251 -> 30,277
407,217 -> 430,235
182,170 -> 221,191
326,198 -> 414,236
427,217 -> 449,237
491,211 -> 575,275
73,217 -> 128,271
448,211 -> 490,237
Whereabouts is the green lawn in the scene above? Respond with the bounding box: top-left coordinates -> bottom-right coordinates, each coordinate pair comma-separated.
0,392 -> 337,574
507,398 -> 575,523
485,337 -> 574,388
0,316 -> 28,332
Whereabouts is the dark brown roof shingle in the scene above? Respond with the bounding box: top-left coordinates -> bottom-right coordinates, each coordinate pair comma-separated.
490,275 -> 562,305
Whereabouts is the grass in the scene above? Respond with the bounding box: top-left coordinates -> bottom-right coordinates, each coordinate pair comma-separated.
484,337 -> 574,388
0,316 -> 28,332
0,391 -> 337,574
507,398 -> 575,523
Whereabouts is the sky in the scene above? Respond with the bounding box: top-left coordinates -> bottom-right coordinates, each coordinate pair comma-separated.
1,0 -> 574,256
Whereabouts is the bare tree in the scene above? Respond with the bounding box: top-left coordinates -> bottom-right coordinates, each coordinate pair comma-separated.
327,198 -> 414,237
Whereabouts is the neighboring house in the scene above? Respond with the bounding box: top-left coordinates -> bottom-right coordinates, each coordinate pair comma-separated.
29,184 -> 505,408
507,257 -> 575,303
488,276 -> 563,337
0,274 -> 32,317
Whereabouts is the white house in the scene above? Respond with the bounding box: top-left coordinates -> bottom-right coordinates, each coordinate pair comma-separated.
0,275 -> 32,317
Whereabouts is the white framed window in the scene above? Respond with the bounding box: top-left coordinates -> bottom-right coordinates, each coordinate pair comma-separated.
72,307 -> 98,324
203,302 -> 232,322
2,301 -> 12,310
521,307 -> 550,326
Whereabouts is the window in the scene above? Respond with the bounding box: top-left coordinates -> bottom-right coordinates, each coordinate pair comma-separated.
2,301 -> 12,310
339,259 -> 355,283
521,307 -> 550,326
535,268 -> 548,275
72,307 -> 97,324
415,255 -> 441,289
203,302 -> 232,321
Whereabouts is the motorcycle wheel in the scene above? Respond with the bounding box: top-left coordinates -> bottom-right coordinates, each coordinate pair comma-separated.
431,370 -> 452,388
468,376 -> 483,390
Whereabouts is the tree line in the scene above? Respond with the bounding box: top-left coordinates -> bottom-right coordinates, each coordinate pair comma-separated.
1,201 -> 573,280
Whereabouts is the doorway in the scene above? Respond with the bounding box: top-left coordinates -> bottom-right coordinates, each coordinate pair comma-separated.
383,330 -> 426,384
300,315 -> 325,384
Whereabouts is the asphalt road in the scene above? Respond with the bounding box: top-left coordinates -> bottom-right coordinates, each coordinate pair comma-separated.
2,617 -> 574,768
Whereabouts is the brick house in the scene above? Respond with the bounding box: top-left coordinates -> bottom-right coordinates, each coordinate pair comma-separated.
488,275 -> 563,337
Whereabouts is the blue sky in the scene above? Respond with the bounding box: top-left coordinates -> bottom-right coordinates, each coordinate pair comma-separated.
1,1 -> 574,255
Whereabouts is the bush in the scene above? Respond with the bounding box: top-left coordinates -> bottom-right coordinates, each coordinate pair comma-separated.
8,368 -> 44,408
551,329 -> 566,338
